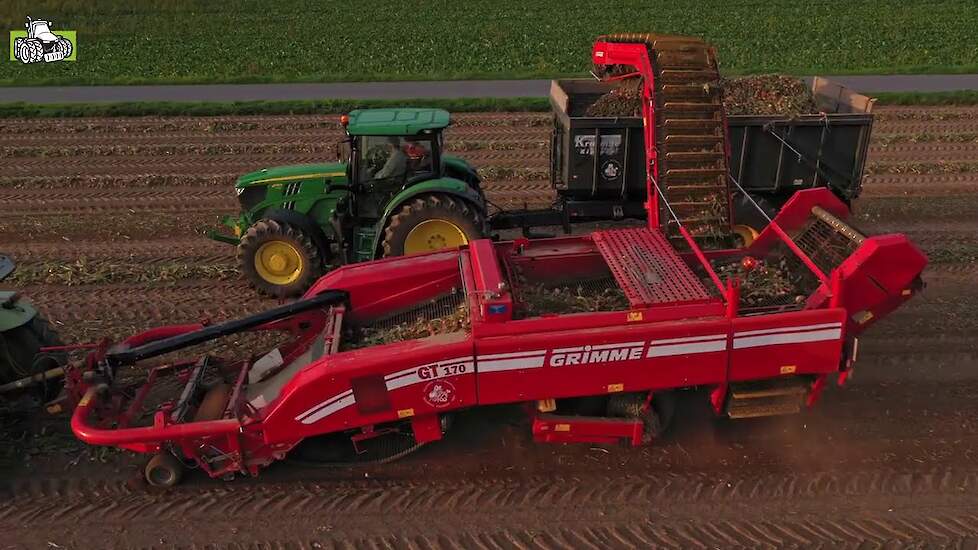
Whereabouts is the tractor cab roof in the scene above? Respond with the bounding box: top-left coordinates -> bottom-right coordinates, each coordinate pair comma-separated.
345,108 -> 450,136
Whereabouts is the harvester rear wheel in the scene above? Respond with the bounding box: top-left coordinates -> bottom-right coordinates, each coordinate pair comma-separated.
237,219 -> 323,298
145,452 -> 184,488
381,195 -> 484,257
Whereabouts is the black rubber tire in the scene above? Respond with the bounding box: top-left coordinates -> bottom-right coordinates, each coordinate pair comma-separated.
607,390 -> 677,442
28,41 -> 43,63
57,37 -> 72,58
381,194 -> 485,258
237,219 -> 323,298
0,315 -> 64,387
145,453 -> 184,488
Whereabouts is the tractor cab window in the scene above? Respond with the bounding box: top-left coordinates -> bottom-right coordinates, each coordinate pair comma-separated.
359,135 -> 433,184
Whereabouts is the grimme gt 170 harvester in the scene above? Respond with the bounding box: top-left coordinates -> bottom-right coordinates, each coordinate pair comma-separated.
63,35 -> 926,487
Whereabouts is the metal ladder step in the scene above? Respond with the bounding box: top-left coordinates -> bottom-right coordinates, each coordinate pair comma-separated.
659,69 -> 717,84
660,84 -> 714,99
731,385 -> 808,400
664,151 -> 724,163
727,398 -> 802,419
663,134 -> 724,146
662,101 -> 722,113
725,378 -> 811,419
664,167 -> 727,178
663,119 -> 720,133
655,48 -> 712,69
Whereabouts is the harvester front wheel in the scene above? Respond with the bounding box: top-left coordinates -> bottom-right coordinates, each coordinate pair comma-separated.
145,452 -> 184,488
381,195 -> 484,257
237,219 -> 323,298
607,391 -> 677,443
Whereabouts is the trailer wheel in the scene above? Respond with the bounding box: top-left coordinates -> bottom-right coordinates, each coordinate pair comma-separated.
381,194 -> 484,257
145,453 -> 184,488
237,219 -> 323,298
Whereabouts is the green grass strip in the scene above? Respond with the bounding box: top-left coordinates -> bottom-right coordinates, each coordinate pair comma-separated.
873,91 -> 978,106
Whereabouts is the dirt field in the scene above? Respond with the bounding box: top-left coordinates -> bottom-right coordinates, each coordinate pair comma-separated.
1,107 -> 978,548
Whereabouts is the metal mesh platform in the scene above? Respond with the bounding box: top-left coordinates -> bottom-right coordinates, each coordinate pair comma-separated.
592,228 -> 714,307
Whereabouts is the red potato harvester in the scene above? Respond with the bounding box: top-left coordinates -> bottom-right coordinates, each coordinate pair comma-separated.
63,35 -> 926,486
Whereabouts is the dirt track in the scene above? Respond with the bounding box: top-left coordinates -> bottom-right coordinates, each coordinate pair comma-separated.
1,108 -> 977,548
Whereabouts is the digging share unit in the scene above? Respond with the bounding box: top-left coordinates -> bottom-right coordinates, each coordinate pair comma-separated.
62,35 -> 926,486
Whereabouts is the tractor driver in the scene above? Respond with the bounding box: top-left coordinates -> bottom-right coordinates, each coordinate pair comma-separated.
374,136 -> 408,180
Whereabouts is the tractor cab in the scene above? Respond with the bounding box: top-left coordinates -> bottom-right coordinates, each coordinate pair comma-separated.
28,20 -> 59,42
341,108 -> 448,220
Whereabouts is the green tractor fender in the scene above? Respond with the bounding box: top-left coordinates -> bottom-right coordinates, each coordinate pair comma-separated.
0,292 -> 36,333
370,177 -> 488,258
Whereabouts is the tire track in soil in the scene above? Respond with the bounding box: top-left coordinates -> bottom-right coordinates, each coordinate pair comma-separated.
3,237 -> 232,265
0,187 -> 235,213
861,173 -> 978,197
25,281 -> 267,323
0,127 -> 550,149
870,142 -> 978,162
0,150 -> 548,178
3,469 -> 978,548
2,107 -> 977,547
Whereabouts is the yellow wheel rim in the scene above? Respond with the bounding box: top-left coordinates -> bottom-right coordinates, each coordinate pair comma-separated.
732,224 -> 760,248
404,219 -> 468,254
254,241 -> 304,285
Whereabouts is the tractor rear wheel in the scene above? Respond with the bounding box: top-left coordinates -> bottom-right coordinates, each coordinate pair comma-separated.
381,195 -> 484,257
0,316 -> 64,396
17,40 -> 40,64
237,219 -> 323,298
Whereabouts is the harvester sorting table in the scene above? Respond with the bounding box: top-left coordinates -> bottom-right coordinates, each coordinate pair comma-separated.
63,35 -> 927,486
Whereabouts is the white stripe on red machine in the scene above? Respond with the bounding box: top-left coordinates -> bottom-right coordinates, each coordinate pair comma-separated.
647,334 -> 727,358
294,323 -> 844,424
732,322 -> 842,350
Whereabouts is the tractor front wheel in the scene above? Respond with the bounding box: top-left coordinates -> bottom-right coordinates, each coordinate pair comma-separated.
57,37 -> 72,59
237,219 -> 323,298
381,195 -> 484,258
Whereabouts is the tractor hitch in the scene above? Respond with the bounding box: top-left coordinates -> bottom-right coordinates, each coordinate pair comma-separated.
206,214 -> 247,246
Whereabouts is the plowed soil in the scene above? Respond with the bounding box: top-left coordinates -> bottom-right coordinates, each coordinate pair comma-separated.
2,108 -> 978,548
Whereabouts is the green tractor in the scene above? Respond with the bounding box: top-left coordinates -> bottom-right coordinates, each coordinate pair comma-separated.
211,108 -> 487,297
0,254 -> 63,394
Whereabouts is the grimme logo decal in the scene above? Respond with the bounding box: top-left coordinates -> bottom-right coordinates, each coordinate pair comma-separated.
549,342 -> 645,367
10,17 -> 76,64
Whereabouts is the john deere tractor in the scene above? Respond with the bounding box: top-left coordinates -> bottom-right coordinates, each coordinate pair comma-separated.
212,108 -> 487,297
1,254 -> 63,392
